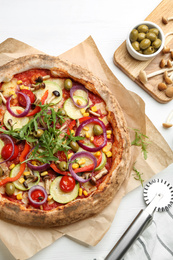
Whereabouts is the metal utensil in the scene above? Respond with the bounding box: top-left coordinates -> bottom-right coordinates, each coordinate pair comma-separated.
105,178 -> 173,260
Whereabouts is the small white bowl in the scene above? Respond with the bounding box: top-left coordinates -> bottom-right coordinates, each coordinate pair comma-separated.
126,21 -> 165,61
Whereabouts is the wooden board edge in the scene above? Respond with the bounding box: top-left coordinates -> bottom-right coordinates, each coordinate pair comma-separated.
113,50 -> 171,104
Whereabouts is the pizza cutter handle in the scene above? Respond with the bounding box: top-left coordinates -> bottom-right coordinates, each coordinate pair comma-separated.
105,209 -> 152,260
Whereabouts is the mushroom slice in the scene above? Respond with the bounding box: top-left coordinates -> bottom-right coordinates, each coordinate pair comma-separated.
0,92 -> 7,104
90,168 -> 108,185
23,175 -> 38,189
43,175 -> 51,194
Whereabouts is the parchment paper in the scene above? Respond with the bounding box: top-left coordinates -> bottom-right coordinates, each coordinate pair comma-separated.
0,36 -> 172,260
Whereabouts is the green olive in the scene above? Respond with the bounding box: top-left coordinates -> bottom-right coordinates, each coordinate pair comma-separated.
93,125 -> 103,136
137,33 -> 146,42
34,129 -> 44,138
58,108 -> 66,116
58,161 -> 67,171
137,24 -> 149,33
64,79 -> 73,90
130,29 -> 138,42
139,39 -> 151,50
146,32 -> 157,42
0,96 -> 2,105
152,38 -> 162,49
138,50 -> 143,54
70,141 -> 79,152
131,41 -> 140,51
143,46 -> 155,55
0,167 -> 4,177
149,28 -> 159,36
5,183 -> 15,196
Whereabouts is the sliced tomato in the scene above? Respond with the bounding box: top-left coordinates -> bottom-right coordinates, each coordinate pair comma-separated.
93,135 -> 104,147
57,151 -> 67,162
60,176 -> 76,192
0,142 -> 30,186
31,190 -> 45,202
18,89 -> 36,107
1,144 -> 19,161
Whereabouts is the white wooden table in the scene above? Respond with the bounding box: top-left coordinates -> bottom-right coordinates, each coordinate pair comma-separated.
0,0 -> 173,259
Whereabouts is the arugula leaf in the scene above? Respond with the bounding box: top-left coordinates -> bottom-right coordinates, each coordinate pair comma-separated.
0,104 -> 85,165
131,128 -> 149,160
133,164 -> 144,186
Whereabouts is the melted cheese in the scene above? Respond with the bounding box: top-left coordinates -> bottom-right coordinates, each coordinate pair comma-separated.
1,79 -> 18,97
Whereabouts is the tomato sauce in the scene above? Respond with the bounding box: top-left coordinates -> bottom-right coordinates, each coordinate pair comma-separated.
2,194 -> 24,205
43,201 -> 62,210
63,88 -> 70,99
0,69 -> 115,211
88,92 -> 104,105
14,69 -> 50,85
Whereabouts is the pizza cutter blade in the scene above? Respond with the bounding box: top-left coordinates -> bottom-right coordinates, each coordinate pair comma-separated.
105,178 -> 173,260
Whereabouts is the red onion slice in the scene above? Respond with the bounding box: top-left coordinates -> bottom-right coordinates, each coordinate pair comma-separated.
26,147 -> 50,172
75,118 -> 107,152
6,92 -> 31,118
0,134 -> 15,164
68,151 -> 97,183
28,185 -> 48,207
70,84 -> 89,108
27,161 -> 50,172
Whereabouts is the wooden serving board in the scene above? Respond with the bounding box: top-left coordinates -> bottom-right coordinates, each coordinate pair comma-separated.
114,0 -> 173,103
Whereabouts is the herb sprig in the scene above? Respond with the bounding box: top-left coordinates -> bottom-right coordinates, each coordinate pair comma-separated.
0,104 -> 84,164
131,128 -> 149,160
133,165 -> 144,186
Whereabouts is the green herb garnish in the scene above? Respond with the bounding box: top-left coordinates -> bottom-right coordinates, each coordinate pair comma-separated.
0,104 -> 84,164
131,128 -> 149,160
133,165 -> 144,186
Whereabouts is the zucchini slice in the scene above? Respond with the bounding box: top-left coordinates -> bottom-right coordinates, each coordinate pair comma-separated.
3,106 -> 29,130
10,164 -> 40,191
63,96 -> 88,119
0,139 -> 4,158
34,80 -> 62,105
50,176 -> 79,204
77,147 -> 107,171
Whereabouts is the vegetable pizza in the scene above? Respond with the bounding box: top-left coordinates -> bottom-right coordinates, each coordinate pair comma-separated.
0,55 -> 131,227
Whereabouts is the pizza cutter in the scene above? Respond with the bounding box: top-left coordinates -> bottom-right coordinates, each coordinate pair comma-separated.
105,178 -> 173,260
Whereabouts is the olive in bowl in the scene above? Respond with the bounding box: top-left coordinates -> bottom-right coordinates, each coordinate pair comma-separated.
126,21 -> 165,61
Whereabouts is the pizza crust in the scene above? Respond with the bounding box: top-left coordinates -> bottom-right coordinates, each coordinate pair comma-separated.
0,54 -> 131,227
